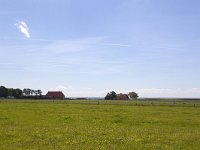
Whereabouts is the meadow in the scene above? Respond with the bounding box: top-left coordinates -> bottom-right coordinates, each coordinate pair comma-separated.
0,99 -> 200,149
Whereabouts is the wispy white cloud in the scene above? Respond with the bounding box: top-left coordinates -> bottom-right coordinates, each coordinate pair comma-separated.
0,36 -> 131,75
104,43 -> 130,47
133,88 -> 200,98
15,21 -> 30,38
56,85 -> 73,90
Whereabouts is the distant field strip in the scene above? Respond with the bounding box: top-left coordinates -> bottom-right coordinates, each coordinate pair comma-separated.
1,99 -> 200,107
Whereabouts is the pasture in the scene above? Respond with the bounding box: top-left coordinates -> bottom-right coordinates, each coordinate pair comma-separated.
0,99 -> 200,149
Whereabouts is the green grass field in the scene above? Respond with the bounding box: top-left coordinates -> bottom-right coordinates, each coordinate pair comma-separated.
0,99 -> 200,150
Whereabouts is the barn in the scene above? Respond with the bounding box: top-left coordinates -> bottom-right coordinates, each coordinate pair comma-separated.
116,93 -> 129,100
46,91 -> 65,99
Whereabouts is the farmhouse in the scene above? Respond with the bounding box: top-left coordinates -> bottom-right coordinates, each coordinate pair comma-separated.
46,91 -> 65,99
116,93 -> 129,100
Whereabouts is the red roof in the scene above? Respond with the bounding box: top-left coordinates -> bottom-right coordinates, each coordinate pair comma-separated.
46,91 -> 65,99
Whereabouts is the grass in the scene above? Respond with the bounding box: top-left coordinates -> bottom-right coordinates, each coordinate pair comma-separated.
0,99 -> 200,149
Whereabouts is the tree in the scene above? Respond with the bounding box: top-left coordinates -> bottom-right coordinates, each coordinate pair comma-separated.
105,93 -> 111,100
23,88 -> 31,96
31,90 -> 35,96
14,89 -> 23,98
0,86 -> 8,98
37,90 -> 42,96
105,91 -> 117,100
110,91 -> 117,99
23,88 -> 42,98
23,89 -> 26,96
128,92 -> 138,99
7,88 -> 15,97
1,87 -> 22,98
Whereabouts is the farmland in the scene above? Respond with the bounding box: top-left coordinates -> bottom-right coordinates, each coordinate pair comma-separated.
0,99 -> 200,149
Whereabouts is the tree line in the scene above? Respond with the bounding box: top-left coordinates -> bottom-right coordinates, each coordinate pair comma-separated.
0,86 -> 42,99
105,91 -> 138,100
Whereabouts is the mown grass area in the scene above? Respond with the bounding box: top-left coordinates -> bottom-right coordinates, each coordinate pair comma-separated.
0,99 -> 200,149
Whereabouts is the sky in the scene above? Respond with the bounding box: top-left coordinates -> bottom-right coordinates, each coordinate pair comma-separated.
1,0 -> 200,98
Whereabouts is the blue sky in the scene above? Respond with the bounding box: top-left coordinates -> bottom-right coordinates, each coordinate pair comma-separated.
1,0 -> 200,97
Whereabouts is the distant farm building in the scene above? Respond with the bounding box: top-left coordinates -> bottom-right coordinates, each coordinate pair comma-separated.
46,91 -> 65,99
116,93 -> 129,100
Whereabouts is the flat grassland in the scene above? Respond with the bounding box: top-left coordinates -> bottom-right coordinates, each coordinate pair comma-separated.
0,99 -> 200,149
